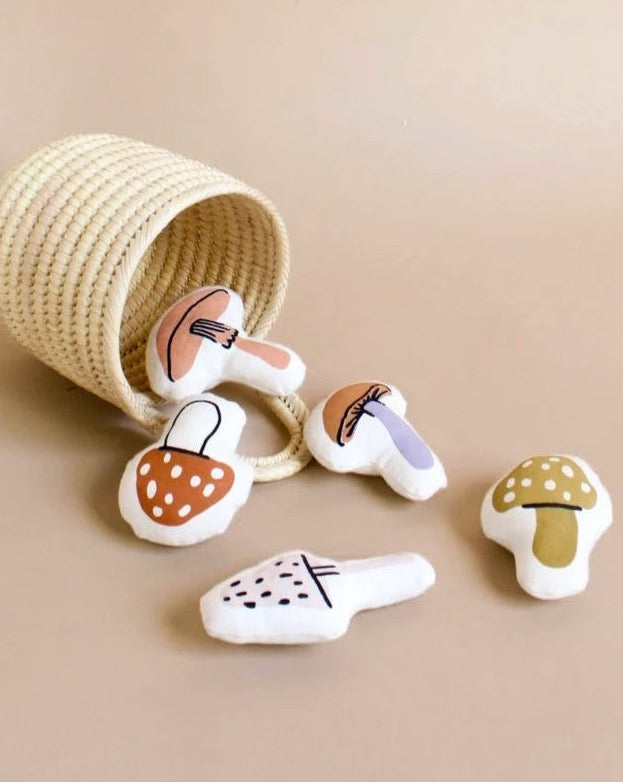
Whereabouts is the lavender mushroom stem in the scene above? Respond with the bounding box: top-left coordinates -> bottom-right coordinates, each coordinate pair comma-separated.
363,400 -> 434,469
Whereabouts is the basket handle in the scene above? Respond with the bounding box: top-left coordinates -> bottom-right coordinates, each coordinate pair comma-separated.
143,391 -> 311,482
246,391 -> 312,482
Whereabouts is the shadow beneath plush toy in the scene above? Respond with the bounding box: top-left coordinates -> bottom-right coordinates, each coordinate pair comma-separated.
164,590 -> 215,651
0,336 -> 296,545
302,459 -> 409,510
0,335 -> 149,543
352,472 -> 413,508
445,474 -> 533,602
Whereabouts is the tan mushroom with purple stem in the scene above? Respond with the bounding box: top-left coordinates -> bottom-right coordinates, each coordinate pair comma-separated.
146,286 -> 306,401
304,382 -> 447,500
481,455 -> 612,599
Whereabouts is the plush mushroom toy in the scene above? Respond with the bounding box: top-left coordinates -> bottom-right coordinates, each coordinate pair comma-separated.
118,394 -> 254,546
481,455 -> 612,599
146,286 -> 306,401
304,382 -> 447,500
200,549 -> 436,644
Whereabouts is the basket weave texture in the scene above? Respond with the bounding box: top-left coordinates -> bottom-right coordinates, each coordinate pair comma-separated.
0,134 -> 310,481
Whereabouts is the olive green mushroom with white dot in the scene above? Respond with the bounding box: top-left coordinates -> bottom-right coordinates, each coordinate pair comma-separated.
482,455 -> 612,599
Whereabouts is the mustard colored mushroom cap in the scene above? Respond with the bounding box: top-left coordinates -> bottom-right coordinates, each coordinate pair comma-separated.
492,455 -> 597,513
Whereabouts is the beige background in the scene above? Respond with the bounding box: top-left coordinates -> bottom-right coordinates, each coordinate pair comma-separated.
1,2 -> 622,780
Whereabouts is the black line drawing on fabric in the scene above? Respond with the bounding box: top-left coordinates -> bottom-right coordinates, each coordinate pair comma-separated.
162,399 -> 222,457
190,318 -> 239,348
165,288 -> 230,381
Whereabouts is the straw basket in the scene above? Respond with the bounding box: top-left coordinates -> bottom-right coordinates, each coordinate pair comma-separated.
0,134 -> 310,481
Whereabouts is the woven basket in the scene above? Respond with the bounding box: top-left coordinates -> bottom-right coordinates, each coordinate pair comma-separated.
0,133 -> 310,481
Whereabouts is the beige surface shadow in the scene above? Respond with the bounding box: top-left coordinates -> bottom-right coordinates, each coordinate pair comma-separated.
352,472 -> 413,509
445,475 -> 533,602
0,342 -> 137,443
164,590 -> 216,652
87,423 -> 152,544
0,340 -> 150,543
302,460 -> 411,511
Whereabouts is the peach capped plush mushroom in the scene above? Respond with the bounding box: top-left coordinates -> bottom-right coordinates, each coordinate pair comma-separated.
481,455 -> 612,599
146,286 -> 306,401
304,382 -> 447,500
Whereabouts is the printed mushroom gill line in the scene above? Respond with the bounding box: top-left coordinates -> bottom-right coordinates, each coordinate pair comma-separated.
329,384 -> 435,468
301,554 -> 338,608
189,317 -> 292,369
523,502 -> 582,511
339,405 -> 371,441
165,289 -> 229,381
190,318 -> 238,348
335,384 -> 390,445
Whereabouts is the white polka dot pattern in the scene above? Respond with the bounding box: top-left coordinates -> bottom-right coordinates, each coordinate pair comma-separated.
134,448 -> 235,525
492,455 -> 598,512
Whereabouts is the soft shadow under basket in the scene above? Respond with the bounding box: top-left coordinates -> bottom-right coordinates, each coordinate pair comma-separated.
0,133 -> 309,481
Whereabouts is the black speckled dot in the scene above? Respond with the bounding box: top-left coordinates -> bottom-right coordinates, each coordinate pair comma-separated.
274,561 -> 283,566
255,577 -> 264,584
297,593 -> 308,599
279,573 -> 293,578
293,580 -> 303,586
292,562 -> 300,566
261,591 -> 272,598
235,591 -> 247,597
223,596 -> 230,602
279,598 -> 290,606
230,580 -> 241,587
244,601 -> 256,609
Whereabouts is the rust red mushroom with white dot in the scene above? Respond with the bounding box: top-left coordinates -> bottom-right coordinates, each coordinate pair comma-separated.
118,394 -> 254,546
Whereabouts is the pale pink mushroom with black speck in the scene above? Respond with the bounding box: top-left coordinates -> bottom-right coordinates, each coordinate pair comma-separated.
200,550 -> 436,644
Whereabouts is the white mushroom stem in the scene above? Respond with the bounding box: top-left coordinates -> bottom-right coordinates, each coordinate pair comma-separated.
335,553 -> 436,612
190,318 -> 292,369
221,336 -> 306,395
163,397 -> 246,456
188,318 -> 306,395
164,400 -> 221,454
